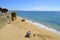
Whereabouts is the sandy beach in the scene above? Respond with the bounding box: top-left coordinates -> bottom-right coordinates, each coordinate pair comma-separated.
0,17 -> 60,40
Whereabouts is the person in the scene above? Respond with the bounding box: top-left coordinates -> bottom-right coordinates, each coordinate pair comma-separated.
25,31 -> 31,38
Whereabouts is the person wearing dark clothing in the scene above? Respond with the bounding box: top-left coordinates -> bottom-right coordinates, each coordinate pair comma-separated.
25,31 -> 31,38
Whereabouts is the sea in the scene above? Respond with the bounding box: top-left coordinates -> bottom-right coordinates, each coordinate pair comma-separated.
16,11 -> 60,35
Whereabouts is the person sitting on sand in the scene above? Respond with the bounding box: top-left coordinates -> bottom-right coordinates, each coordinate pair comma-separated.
25,31 -> 31,38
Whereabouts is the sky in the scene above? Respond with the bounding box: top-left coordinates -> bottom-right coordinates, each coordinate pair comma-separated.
0,0 -> 60,11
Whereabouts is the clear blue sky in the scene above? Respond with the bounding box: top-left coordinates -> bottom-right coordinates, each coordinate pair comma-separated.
0,0 -> 60,11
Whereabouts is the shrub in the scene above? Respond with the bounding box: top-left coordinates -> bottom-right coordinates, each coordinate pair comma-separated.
11,12 -> 16,17
11,12 -> 17,21
21,19 -> 25,22
2,8 -> 8,13
0,7 -> 2,11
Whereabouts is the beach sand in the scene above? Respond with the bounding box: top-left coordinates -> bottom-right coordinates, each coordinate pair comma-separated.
0,17 -> 60,40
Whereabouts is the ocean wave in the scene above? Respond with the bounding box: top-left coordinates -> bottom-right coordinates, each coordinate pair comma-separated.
26,19 -> 60,35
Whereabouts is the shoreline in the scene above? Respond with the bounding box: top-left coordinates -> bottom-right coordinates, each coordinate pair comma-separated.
0,16 -> 60,40
18,16 -> 60,35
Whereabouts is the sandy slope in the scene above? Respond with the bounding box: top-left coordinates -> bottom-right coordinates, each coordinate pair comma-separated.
0,18 -> 60,40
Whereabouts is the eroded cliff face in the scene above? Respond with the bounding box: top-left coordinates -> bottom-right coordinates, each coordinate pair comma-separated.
0,12 -> 11,29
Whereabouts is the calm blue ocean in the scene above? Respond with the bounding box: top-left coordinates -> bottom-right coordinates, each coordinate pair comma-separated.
16,11 -> 60,31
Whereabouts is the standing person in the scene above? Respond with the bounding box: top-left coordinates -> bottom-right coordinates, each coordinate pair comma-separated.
25,31 -> 31,38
